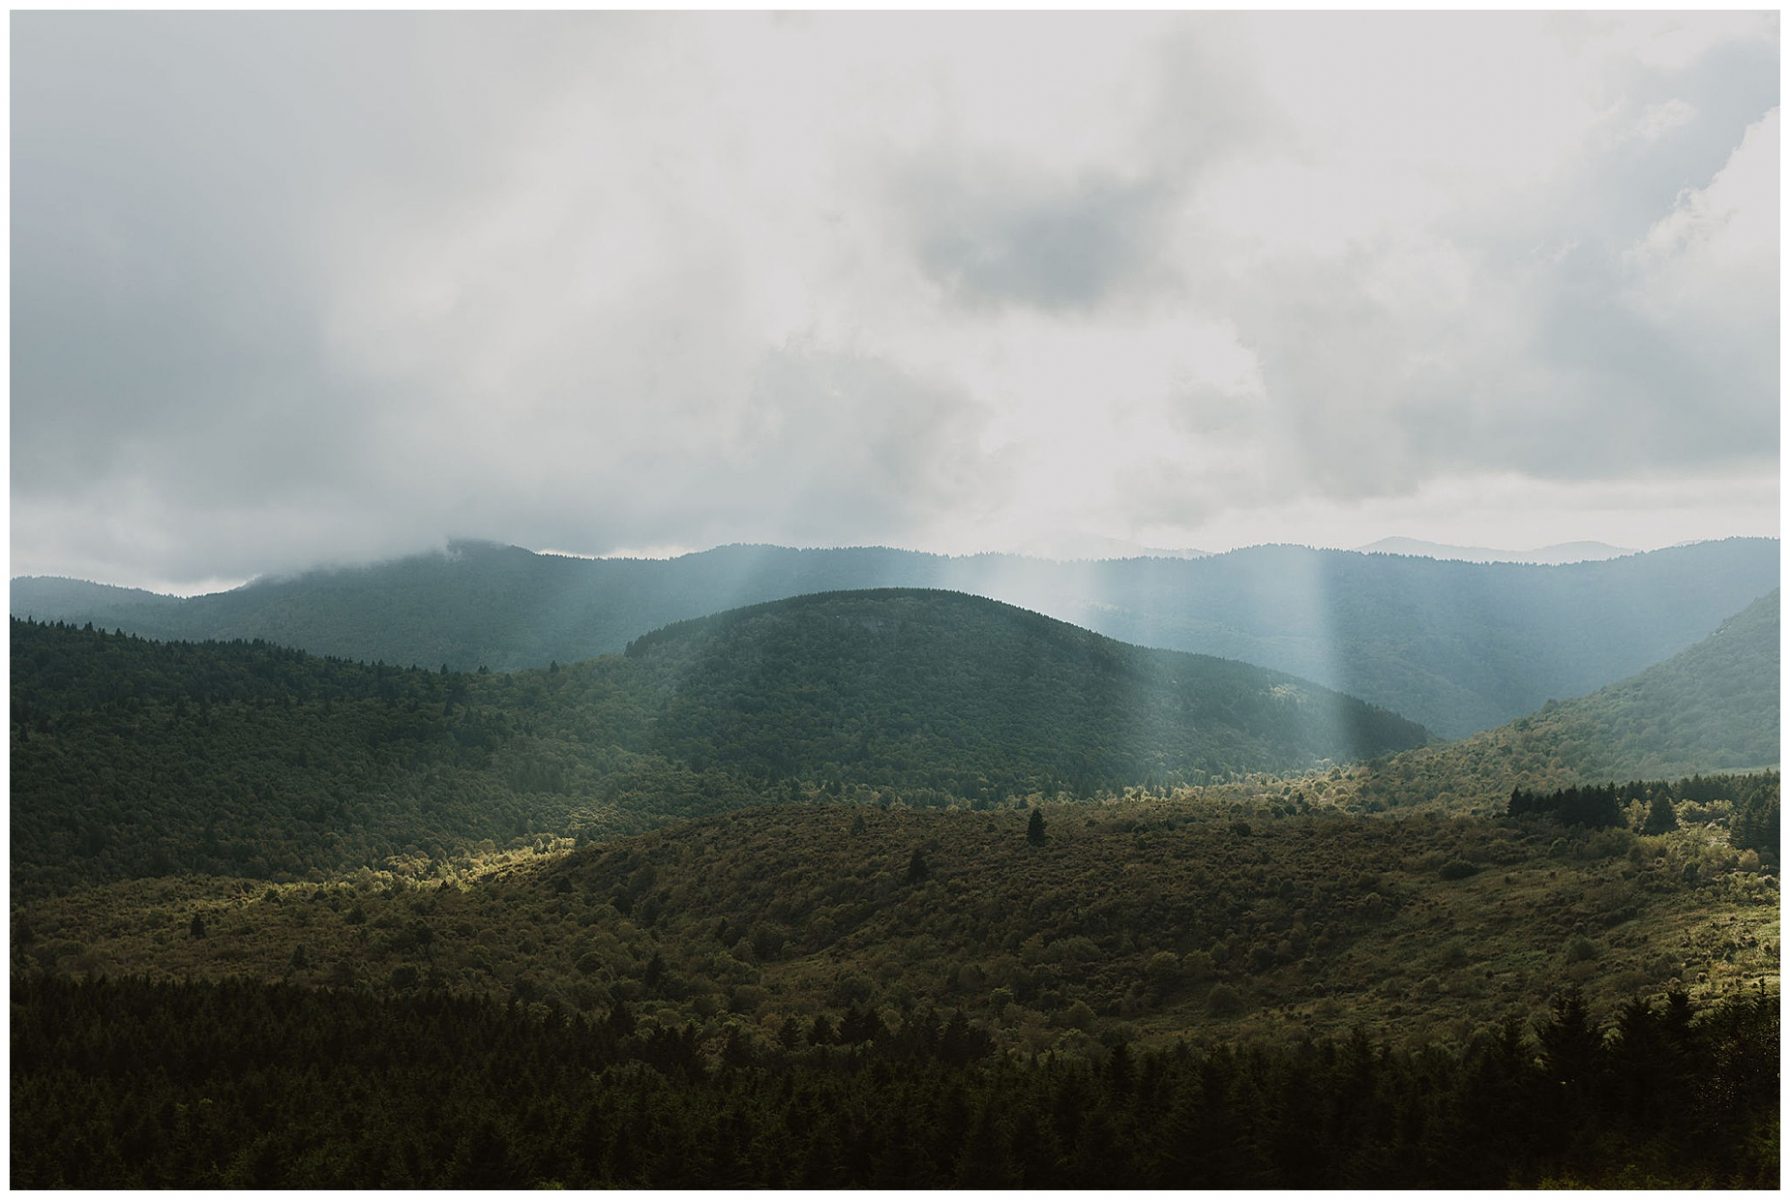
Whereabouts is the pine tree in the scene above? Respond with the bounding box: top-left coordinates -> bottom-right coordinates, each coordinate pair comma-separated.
1642,794 -> 1679,835
1537,987 -> 1603,1093
1027,808 -> 1047,846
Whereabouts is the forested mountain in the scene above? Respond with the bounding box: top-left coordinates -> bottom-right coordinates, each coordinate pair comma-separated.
10,591 -> 1425,895
621,590 -> 1427,792
7,575 -> 188,618
1349,591 -> 1780,811
13,536 -> 1779,736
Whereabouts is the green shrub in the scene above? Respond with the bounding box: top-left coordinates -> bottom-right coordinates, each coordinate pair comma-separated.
1145,951 -> 1182,988
1207,983 -> 1245,1015
1563,935 -> 1598,964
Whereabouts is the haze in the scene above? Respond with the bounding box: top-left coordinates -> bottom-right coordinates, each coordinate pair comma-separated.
11,12 -> 1780,591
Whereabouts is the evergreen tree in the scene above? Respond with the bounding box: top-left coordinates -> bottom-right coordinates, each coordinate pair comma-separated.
1731,776 -> 1780,854
1641,794 -> 1679,835
1028,808 -> 1047,846
1537,987 -> 1603,1094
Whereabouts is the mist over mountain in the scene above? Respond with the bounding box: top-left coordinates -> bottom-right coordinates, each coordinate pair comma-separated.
1350,589 -> 1780,811
14,536 -> 1777,738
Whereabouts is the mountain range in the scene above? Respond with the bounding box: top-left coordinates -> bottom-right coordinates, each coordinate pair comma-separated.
13,539 -> 1780,1191
12,536 -> 1778,738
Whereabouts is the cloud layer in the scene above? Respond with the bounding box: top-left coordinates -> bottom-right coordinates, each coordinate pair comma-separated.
11,12 -> 1779,587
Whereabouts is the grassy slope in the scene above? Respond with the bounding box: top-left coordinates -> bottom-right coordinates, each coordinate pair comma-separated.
1343,591 -> 1780,813
14,537 -> 1780,736
19,791 -> 1777,1055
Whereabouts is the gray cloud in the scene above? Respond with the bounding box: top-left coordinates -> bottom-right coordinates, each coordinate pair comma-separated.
1140,20 -> 1779,506
888,18 -> 1271,314
903,166 -> 1171,312
9,12 -> 1779,588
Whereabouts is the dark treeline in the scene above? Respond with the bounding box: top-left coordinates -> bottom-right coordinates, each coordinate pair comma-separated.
12,975 -> 1776,1188
10,617 -> 453,717
1508,771 -> 1779,851
1509,782 -> 1639,829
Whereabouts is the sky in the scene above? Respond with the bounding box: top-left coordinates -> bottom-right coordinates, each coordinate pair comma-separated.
11,11 -> 1781,591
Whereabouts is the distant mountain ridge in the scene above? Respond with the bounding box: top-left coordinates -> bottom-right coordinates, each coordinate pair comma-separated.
1355,537 -> 1637,564
1350,589 -> 1780,811
1003,532 -> 1209,561
12,536 -> 1778,737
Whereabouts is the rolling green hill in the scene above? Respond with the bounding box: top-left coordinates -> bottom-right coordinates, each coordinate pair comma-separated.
621,590 -> 1428,794
1348,591 -> 1780,812
13,536 -> 1779,736
10,590 -> 1425,895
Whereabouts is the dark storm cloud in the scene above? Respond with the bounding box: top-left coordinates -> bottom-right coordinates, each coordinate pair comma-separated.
904,167 -> 1172,312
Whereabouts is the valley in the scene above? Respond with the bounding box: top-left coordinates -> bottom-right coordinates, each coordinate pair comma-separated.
10,560 -> 1781,1189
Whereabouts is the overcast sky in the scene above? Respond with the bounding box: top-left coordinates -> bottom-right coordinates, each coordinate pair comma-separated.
12,11 -> 1780,590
